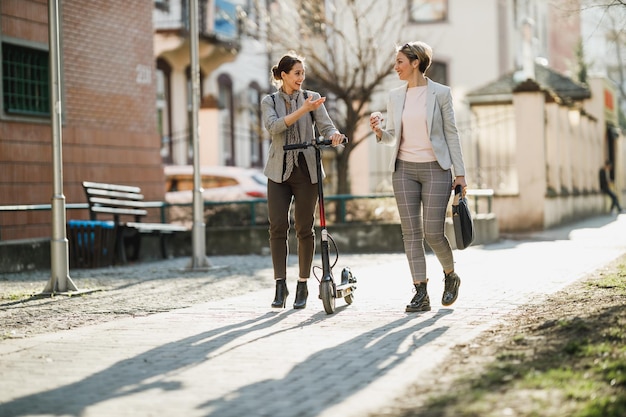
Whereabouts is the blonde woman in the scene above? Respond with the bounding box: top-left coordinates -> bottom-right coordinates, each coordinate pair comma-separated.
370,41 -> 467,312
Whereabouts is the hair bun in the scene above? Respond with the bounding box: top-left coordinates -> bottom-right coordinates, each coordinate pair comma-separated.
271,66 -> 280,79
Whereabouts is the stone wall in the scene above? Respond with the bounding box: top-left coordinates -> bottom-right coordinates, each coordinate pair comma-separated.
0,216 -> 500,273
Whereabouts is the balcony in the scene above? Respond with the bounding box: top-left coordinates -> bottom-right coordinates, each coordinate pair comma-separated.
153,0 -> 241,53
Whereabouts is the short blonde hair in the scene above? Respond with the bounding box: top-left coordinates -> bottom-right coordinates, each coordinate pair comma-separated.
397,41 -> 432,74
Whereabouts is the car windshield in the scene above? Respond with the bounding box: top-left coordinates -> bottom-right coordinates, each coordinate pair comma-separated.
166,175 -> 239,192
252,173 -> 268,186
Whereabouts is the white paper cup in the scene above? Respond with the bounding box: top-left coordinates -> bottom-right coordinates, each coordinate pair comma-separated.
371,111 -> 383,129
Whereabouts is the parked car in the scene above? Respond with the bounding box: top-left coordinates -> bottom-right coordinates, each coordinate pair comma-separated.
164,165 -> 269,228
164,165 -> 268,204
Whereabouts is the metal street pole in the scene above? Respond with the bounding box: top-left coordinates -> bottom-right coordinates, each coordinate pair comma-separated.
186,0 -> 210,270
42,0 -> 78,294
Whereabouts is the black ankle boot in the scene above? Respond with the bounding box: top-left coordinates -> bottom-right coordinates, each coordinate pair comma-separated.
406,281 -> 431,312
442,271 -> 461,306
271,279 -> 288,308
293,281 -> 308,309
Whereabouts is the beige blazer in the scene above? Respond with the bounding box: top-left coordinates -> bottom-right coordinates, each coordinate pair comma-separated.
261,90 -> 340,184
377,78 -> 465,177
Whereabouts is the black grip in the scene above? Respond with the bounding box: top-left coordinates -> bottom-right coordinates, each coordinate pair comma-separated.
283,136 -> 348,151
454,184 -> 463,195
318,136 -> 348,146
283,143 -> 309,151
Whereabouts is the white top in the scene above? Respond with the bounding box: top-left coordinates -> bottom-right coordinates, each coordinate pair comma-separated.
398,85 -> 437,163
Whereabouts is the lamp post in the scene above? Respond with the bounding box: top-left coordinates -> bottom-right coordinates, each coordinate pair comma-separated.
186,0 -> 211,270
42,0 -> 78,294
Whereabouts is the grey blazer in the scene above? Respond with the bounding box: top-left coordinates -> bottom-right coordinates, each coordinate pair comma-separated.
261,90 -> 340,184
377,78 -> 465,177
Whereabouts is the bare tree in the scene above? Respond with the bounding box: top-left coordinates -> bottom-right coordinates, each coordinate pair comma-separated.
576,0 -> 626,128
251,0 -> 409,194
603,8 -> 626,128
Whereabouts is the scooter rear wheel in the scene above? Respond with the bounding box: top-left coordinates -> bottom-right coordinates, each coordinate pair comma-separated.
341,268 -> 355,305
320,280 -> 336,314
344,293 -> 354,305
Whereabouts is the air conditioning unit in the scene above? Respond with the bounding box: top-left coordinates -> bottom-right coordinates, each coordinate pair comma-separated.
154,0 -> 169,12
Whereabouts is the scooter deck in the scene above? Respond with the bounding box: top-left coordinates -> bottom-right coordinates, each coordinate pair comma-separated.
335,282 -> 355,298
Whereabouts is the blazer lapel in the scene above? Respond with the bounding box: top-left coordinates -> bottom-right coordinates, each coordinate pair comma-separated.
292,94 -> 308,141
426,79 -> 436,137
298,112 -> 308,141
393,88 -> 406,139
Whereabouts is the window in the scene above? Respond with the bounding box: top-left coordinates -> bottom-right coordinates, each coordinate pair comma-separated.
217,73 -> 234,165
248,82 -> 263,167
427,61 -> 448,85
156,58 -> 172,163
2,42 -> 50,117
215,0 -> 239,40
409,0 -> 448,23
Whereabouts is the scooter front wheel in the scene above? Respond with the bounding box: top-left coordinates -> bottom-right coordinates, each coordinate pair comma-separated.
320,280 -> 336,314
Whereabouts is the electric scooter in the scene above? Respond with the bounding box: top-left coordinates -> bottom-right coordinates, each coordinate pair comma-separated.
284,136 -> 357,314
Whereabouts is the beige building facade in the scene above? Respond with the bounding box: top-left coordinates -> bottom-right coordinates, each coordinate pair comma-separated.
356,0 -> 624,232
361,0 -> 583,196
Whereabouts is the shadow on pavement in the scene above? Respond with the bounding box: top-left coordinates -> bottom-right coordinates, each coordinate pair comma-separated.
199,309 -> 453,417
0,310 -> 297,416
0,308 -> 452,417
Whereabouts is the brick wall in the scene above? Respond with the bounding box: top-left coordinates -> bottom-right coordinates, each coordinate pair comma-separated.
0,0 -> 165,240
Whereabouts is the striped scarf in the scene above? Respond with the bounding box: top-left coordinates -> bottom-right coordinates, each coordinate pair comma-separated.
279,90 -> 302,181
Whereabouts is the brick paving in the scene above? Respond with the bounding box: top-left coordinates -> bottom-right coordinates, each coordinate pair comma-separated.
0,214 -> 625,417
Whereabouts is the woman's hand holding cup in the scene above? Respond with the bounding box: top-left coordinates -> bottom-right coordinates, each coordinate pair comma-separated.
370,112 -> 383,137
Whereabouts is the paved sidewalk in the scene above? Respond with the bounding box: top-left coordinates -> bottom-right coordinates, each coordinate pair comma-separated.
1,214 -> 625,417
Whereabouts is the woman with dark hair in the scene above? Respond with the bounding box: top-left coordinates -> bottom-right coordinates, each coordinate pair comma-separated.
370,41 -> 467,312
261,51 -> 345,309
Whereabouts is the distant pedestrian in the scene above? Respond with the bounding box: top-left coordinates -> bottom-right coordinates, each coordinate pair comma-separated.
370,41 -> 467,312
599,160 -> 623,213
261,51 -> 345,310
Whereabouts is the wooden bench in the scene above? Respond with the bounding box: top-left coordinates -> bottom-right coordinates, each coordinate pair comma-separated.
82,181 -> 188,264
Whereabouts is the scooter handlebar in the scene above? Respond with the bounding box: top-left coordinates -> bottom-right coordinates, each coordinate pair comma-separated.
283,143 -> 309,151
283,136 -> 348,151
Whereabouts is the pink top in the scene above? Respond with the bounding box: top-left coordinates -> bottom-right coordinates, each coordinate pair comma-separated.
398,86 -> 437,163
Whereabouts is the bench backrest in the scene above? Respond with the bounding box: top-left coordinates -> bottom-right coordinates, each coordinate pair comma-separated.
82,181 -> 148,224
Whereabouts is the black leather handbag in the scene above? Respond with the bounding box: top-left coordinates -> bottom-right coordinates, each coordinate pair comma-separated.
452,185 -> 475,250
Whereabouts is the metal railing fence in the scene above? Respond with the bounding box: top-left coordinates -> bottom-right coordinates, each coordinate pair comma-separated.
0,190 -> 494,240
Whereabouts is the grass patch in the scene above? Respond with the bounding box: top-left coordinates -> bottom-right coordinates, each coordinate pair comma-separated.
1,291 -> 35,301
586,266 -> 626,292
384,258 -> 626,417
